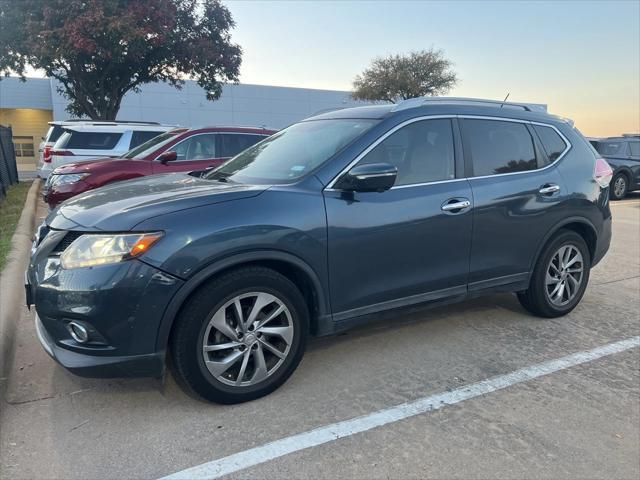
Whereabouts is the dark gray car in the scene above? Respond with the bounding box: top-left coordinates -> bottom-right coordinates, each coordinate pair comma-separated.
26,98 -> 613,403
590,134 -> 640,199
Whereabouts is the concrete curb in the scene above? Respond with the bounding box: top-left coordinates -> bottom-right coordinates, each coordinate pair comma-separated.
0,179 -> 41,392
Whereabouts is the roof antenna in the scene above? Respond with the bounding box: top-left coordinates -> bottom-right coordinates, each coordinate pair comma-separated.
500,93 -> 510,108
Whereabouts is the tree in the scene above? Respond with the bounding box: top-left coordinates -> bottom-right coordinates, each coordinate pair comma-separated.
352,49 -> 457,103
0,0 -> 242,120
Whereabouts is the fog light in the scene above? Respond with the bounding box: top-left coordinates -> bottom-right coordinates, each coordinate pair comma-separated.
67,321 -> 89,343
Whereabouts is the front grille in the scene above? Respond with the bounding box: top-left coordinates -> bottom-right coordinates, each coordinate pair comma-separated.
51,231 -> 84,254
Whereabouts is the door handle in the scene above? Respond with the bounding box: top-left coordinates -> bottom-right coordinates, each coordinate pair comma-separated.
539,184 -> 560,195
441,199 -> 471,212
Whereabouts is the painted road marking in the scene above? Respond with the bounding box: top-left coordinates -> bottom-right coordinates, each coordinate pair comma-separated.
162,336 -> 640,480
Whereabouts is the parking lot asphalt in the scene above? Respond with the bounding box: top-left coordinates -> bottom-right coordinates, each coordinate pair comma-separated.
1,195 -> 638,480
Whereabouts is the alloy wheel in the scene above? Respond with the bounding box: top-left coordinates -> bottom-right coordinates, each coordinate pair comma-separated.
545,245 -> 584,306
614,176 -> 626,198
202,292 -> 294,387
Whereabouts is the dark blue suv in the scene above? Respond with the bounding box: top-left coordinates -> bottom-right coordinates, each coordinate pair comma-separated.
26,98 -> 613,403
590,134 -> 640,199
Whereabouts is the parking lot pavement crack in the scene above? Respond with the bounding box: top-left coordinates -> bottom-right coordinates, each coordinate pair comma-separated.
3,393 -> 57,405
592,275 -> 640,286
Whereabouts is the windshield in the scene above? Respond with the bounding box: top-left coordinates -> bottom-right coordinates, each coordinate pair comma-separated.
123,130 -> 182,159
594,141 -> 623,156
204,119 -> 378,184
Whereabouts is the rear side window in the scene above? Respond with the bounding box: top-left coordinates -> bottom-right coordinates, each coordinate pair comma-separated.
595,141 -> 623,156
130,130 -> 165,149
217,134 -> 266,158
461,119 -> 537,176
61,131 -> 123,150
628,141 -> 639,156
45,125 -> 65,144
358,118 -> 455,185
533,125 -> 567,162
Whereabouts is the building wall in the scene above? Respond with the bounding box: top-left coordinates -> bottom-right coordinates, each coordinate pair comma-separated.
0,77 -> 53,110
0,76 -> 366,170
49,80 -> 365,130
0,108 -> 53,168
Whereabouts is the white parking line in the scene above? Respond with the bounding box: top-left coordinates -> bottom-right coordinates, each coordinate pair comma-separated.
162,336 -> 640,480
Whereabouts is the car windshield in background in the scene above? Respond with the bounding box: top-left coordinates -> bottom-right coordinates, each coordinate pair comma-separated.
594,141 -> 623,156
45,125 -> 65,144
205,119 -> 378,184
123,131 -> 182,159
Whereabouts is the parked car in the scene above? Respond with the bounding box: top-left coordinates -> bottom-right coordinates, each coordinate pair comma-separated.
42,126 -> 276,208
590,134 -> 640,199
39,121 -> 176,178
27,98 -> 613,404
38,119 -> 97,177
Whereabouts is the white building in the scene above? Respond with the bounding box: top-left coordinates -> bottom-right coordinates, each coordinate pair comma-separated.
0,76 -> 364,170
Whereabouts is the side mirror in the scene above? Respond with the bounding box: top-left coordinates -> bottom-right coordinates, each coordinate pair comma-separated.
157,151 -> 178,164
337,163 -> 397,192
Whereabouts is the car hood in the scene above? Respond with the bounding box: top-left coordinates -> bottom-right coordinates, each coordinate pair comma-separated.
52,157 -> 134,174
47,173 -> 268,231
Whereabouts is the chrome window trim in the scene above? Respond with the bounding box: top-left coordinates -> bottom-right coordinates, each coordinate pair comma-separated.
458,115 -> 572,181
215,132 -> 269,137
324,115 -> 455,191
324,114 -> 572,191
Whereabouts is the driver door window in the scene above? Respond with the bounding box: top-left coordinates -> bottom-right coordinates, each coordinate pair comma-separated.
172,134 -> 217,161
357,119 -> 455,185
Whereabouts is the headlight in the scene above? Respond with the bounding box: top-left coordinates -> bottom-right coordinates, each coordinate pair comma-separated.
50,173 -> 89,187
60,232 -> 163,269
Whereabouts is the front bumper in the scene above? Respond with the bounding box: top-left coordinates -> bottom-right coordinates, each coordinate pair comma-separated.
28,239 -> 184,378
35,313 -> 165,377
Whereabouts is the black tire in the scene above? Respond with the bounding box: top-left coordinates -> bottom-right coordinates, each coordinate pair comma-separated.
170,266 -> 309,404
610,172 -> 628,200
517,230 -> 591,318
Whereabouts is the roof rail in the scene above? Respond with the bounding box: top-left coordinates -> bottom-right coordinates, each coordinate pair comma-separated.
622,133 -> 640,138
194,125 -> 272,130
391,96 -> 547,113
49,119 -> 161,125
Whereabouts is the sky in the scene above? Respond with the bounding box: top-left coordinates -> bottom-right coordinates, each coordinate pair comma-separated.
225,0 -> 640,137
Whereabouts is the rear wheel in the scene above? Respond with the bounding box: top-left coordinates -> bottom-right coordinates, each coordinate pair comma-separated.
610,172 -> 628,200
518,230 -> 591,318
170,266 -> 308,404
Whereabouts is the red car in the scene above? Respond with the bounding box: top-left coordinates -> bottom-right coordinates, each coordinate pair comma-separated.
42,126 -> 276,208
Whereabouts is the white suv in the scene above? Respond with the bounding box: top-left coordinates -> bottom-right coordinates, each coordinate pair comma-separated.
39,121 -> 176,178
38,120 -> 88,177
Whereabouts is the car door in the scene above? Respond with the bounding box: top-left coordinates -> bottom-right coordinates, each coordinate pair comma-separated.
459,117 -> 568,292
324,117 -> 473,321
626,140 -> 640,188
152,133 -> 222,174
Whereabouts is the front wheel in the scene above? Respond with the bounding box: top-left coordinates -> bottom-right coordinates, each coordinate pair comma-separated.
170,266 -> 309,404
610,173 -> 628,200
518,230 -> 591,318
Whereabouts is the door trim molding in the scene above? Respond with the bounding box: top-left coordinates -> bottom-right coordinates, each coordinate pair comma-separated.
332,284 -> 467,323
468,272 -> 529,292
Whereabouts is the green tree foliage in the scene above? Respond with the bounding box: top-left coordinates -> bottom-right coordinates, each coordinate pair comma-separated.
352,49 -> 457,103
0,0 -> 242,120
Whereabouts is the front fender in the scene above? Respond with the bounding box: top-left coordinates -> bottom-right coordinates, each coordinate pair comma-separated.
152,249 -> 331,353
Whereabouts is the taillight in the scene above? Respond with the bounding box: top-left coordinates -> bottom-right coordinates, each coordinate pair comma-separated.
51,150 -> 75,157
43,146 -> 52,163
594,157 -> 613,188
